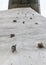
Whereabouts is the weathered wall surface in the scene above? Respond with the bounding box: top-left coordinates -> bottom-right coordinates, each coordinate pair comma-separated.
0,8 -> 46,65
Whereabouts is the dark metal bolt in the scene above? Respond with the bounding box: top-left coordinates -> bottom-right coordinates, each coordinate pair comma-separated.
30,17 -> 32,19
35,22 -> 38,24
37,42 -> 44,48
10,34 -> 15,38
13,20 -> 17,22
11,45 -> 16,53
23,21 -> 25,24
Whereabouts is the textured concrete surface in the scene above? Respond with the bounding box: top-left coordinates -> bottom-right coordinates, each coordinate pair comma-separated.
0,8 -> 46,65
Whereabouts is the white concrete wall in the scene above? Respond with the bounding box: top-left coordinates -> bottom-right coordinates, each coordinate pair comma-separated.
0,0 -> 9,11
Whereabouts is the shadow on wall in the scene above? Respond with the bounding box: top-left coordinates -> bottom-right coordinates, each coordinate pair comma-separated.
8,0 -> 40,13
